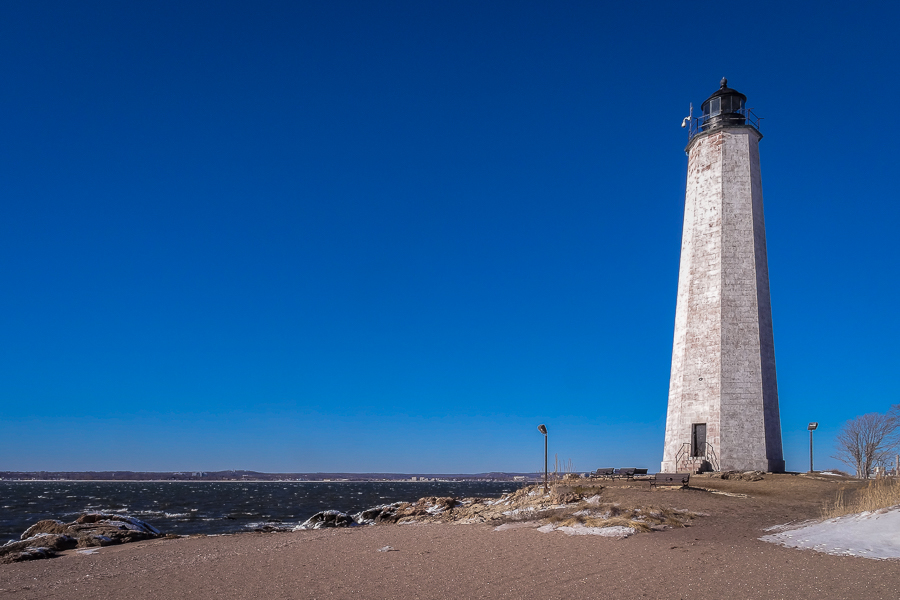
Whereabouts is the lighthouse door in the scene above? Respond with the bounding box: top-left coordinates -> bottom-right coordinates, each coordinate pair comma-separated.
691,424 -> 707,457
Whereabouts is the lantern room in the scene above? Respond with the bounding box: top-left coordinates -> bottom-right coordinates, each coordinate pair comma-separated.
700,78 -> 748,131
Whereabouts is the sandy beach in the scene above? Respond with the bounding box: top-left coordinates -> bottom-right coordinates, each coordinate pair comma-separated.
3,475 -> 899,600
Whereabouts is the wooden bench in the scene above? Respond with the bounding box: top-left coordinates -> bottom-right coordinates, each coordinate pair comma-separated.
648,472 -> 690,489
592,468 -> 615,479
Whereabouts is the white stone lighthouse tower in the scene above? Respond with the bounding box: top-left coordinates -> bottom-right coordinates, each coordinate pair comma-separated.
661,79 -> 785,473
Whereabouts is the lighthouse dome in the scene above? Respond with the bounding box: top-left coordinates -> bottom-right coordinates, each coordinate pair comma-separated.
700,78 -> 747,131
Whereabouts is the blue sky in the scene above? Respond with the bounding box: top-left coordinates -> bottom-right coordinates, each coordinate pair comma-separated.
2,1 -> 898,473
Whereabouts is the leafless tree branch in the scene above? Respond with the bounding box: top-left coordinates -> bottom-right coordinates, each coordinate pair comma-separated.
832,410 -> 899,479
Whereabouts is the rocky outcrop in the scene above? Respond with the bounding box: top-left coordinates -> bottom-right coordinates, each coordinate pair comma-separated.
0,533 -> 78,563
253,521 -> 292,533
354,497 -> 460,525
20,519 -> 71,538
353,503 -> 407,525
294,510 -> 357,530
718,470 -> 765,481
293,497 -> 464,530
1,513 -> 161,564
287,482 -> 696,537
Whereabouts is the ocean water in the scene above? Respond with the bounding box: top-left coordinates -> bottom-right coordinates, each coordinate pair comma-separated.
0,480 -> 526,542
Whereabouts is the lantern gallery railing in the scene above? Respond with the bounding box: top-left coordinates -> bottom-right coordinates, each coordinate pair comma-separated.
686,107 -> 762,141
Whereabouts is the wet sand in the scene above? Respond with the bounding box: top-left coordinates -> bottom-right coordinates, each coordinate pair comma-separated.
3,475 -> 899,599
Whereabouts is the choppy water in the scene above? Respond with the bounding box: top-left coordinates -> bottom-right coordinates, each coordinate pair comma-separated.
0,481 -> 525,542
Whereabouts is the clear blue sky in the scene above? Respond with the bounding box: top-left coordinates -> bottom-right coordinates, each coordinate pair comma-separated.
2,1 -> 898,473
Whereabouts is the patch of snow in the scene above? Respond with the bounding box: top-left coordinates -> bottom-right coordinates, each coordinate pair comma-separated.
583,495 -> 602,505
818,471 -> 842,476
708,490 -> 749,498
559,525 -> 635,538
571,509 -> 609,518
537,524 -> 635,538
760,506 -> 900,560
501,507 -> 536,516
493,521 -> 541,531
104,515 -> 161,535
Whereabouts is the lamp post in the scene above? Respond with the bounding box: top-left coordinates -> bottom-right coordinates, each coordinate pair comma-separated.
538,424 -> 548,494
808,422 -> 818,473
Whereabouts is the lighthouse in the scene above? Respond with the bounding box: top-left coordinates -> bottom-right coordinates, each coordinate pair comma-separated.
661,79 -> 785,473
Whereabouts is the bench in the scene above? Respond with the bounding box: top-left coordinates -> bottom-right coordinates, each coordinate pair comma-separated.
613,468 -> 636,480
592,468 -> 615,479
648,472 -> 690,489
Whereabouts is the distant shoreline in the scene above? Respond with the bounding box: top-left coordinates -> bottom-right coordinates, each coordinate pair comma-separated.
0,470 -> 539,483
0,479 -> 529,483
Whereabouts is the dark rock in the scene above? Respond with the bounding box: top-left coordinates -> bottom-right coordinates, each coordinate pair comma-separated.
295,510 -> 357,530
0,534 -> 77,564
77,534 -> 114,548
553,491 -> 585,504
4,513 -> 162,563
353,497 -> 461,525
254,524 -> 291,533
424,497 -> 459,512
352,503 -> 408,525
66,514 -> 160,545
75,513 -> 161,534
75,514 -> 105,524
1,546 -> 54,564
21,519 -> 70,539
719,470 -> 764,481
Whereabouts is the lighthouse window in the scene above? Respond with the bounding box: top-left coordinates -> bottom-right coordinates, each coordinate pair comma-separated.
709,97 -> 721,116
722,95 -> 744,113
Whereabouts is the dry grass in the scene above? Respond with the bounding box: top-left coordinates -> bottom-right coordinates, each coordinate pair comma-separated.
543,501 -> 694,532
821,478 -> 900,519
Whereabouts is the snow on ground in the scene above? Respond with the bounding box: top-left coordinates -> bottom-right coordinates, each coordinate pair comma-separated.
760,506 -> 900,560
493,521 -> 541,532
501,507 -> 537,517
536,523 -> 635,538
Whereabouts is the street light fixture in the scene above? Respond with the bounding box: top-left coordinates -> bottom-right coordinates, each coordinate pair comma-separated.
808,422 -> 818,473
537,424 -> 548,494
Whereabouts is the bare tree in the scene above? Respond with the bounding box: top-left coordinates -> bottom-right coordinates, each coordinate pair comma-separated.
833,411 -> 899,478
